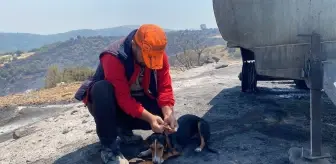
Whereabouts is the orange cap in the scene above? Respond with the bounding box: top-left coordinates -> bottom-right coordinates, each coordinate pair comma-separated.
134,24 -> 167,69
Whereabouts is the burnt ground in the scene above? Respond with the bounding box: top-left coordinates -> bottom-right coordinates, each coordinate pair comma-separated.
0,63 -> 336,164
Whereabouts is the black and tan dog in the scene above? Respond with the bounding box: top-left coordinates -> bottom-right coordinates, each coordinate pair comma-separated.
138,114 -> 218,164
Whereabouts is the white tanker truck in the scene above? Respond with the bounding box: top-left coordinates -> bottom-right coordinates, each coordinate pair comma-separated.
212,0 -> 336,163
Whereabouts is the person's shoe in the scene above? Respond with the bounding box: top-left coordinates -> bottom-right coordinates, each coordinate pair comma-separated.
117,128 -> 143,145
100,137 -> 129,164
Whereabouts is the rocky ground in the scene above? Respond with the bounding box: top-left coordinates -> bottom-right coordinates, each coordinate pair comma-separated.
0,60 -> 336,164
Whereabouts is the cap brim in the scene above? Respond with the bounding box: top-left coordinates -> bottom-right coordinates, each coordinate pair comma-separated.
142,51 -> 164,69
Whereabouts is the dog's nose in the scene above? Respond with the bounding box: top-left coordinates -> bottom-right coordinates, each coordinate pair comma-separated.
153,158 -> 161,164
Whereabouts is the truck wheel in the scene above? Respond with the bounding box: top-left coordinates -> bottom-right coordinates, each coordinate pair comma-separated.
294,80 -> 309,90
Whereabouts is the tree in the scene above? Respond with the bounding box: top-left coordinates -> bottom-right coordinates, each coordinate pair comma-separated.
191,30 -> 208,66
14,50 -> 23,56
173,30 -> 208,69
200,24 -> 207,30
44,65 -> 61,88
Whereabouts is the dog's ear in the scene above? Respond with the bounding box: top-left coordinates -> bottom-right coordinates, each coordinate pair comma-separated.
146,133 -> 159,144
164,134 -> 173,150
158,134 -> 167,146
144,134 -> 155,146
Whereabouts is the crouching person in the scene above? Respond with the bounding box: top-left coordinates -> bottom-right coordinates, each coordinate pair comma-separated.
74,24 -> 178,164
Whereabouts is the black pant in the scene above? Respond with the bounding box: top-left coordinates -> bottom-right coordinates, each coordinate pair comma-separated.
87,80 -> 163,146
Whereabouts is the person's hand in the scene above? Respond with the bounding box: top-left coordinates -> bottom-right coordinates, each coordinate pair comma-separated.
140,109 -> 165,133
149,115 -> 165,133
162,106 -> 178,134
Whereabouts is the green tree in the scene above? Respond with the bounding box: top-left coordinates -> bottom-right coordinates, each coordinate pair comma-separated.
14,50 -> 23,56
44,65 -> 61,88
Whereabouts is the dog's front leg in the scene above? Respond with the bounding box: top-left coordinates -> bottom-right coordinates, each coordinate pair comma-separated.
163,149 -> 181,160
138,148 -> 152,157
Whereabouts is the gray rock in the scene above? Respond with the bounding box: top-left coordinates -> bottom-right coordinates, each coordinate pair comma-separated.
215,64 -> 228,69
82,119 -> 88,124
62,128 -> 71,134
85,129 -> 94,134
212,56 -> 221,63
82,114 -> 90,118
70,110 -> 78,115
12,127 -> 37,140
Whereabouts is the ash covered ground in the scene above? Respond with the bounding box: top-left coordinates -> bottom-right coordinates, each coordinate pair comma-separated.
1,62 -> 335,164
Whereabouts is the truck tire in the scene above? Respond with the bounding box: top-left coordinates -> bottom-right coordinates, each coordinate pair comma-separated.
294,80 -> 309,90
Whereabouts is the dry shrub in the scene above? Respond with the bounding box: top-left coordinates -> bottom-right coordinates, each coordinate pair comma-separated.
45,65 -> 94,89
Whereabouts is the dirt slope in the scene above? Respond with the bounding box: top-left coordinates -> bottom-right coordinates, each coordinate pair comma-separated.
0,82 -> 81,108
0,61 -> 336,164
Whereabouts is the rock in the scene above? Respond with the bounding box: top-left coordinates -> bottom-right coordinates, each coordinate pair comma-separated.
76,104 -> 85,108
62,128 -> 71,134
85,129 -> 94,134
47,118 -> 54,122
83,114 -> 90,118
24,89 -> 36,94
70,110 -> 78,115
56,82 -> 66,87
212,56 -> 221,63
215,64 -> 228,69
12,131 -> 21,139
12,126 -> 37,139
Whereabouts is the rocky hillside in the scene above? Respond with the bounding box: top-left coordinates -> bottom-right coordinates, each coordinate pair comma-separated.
0,28 -> 225,96
0,36 -> 117,96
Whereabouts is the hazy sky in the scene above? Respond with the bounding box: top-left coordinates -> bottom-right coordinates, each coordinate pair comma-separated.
0,0 -> 217,34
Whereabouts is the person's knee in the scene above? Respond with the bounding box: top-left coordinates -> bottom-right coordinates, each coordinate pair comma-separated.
90,80 -> 115,98
89,80 -> 117,118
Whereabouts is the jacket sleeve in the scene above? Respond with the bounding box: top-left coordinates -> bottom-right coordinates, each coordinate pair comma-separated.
100,53 -> 144,118
156,52 -> 175,108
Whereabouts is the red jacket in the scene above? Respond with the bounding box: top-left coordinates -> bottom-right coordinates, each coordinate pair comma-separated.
100,51 -> 175,118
